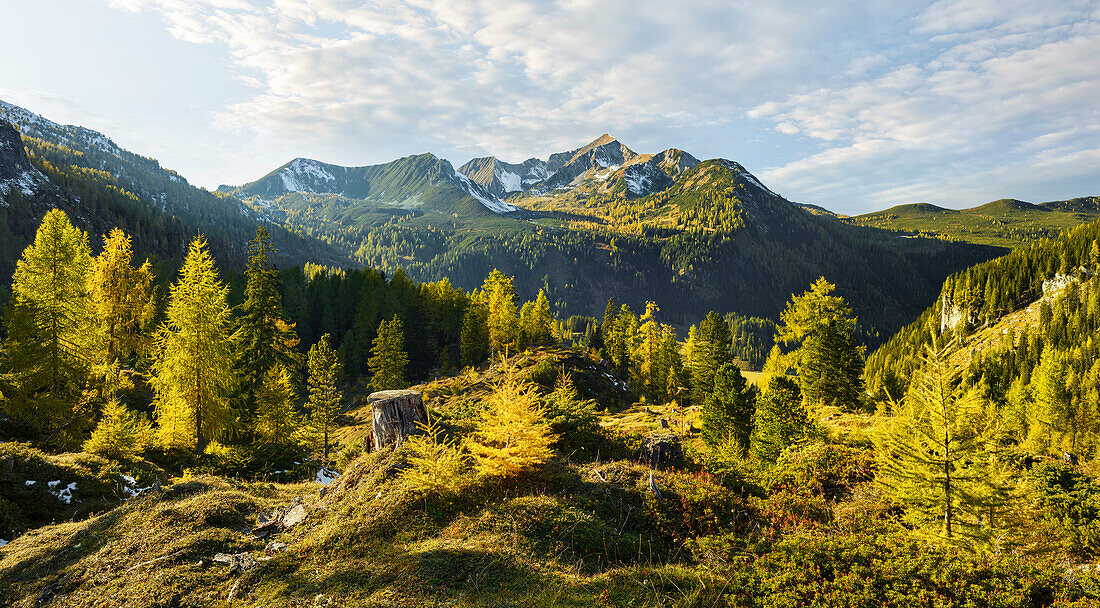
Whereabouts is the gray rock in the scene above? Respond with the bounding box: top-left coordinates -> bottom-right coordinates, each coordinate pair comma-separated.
283,504 -> 307,528
252,500 -> 309,536
265,541 -> 287,554
213,552 -> 256,573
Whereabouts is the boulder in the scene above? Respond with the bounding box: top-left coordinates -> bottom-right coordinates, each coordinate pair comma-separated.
213,552 -> 256,573
282,504 -> 308,528
366,390 -> 428,451
252,499 -> 308,537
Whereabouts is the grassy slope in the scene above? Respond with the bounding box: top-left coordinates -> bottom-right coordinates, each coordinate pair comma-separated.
2,350 -> 1093,607
846,197 -> 1100,248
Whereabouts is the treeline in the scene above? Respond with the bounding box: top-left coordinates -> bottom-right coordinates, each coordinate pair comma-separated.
0,211 -> 559,460
866,219 -> 1100,396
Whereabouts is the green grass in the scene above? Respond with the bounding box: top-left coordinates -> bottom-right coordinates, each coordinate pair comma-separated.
846,197 -> 1100,248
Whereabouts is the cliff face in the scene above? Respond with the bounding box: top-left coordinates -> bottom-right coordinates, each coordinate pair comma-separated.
0,120 -> 50,203
940,293 -> 974,333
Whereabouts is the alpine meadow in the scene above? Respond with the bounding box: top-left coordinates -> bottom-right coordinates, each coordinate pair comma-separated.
3,2 -> 1100,607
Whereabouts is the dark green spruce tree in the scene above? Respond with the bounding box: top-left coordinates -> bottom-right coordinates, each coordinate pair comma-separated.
234,227 -> 298,433
690,311 -> 733,405
700,363 -> 756,454
368,315 -> 409,392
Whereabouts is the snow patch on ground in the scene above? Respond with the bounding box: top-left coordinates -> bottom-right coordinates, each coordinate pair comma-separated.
316,467 -> 339,485
24,480 -> 35,486
0,539 -> 7,547
47,480 -> 77,504
120,474 -> 155,499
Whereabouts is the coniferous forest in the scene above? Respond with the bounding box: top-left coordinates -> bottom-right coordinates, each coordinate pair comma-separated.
5,200 -> 1100,605
3,3 -> 1100,601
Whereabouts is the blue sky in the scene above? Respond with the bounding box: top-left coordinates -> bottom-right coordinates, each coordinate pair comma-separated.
2,0 -> 1098,214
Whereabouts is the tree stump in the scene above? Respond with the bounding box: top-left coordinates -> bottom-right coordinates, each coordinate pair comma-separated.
640,433 -> 683,470
367,390 -> 428,451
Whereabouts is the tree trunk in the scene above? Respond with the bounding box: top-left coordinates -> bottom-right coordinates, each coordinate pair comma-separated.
944,430 -> 952,538
367,390 -> 427,451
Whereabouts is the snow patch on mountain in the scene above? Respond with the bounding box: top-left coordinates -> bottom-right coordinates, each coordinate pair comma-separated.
717,159 -> 774,195
624,163 -> 659,195
452,170 -> 517,213
496,167 -> 522,193
277,159 -> 336,193
522,163 -> 550,186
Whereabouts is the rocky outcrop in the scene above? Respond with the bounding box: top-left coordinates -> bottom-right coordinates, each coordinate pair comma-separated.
939,294 -> 974,333
0,120 -> 50,203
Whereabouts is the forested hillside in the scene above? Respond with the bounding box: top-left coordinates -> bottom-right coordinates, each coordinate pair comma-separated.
4,198 -> 1100,605
0,101 -> 346,285
232,140 -> 1003,342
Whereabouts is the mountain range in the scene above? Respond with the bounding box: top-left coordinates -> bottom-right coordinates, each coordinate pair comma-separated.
2,98 -> 1094,342
0,100 -> 346,283
219,132 -> 1003,337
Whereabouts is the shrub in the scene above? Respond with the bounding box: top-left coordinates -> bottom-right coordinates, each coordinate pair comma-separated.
466,372 -> 556,478
399,420 -> 469,498
83,399 -> 154,460
765,442 -> 874,499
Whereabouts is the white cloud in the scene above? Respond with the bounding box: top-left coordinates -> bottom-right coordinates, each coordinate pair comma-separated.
750,2 -> 1100,212
102,0 -> 906,162
99,0 -> 1100,211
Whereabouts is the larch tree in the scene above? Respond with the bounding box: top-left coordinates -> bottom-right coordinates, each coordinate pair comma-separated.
88,228 -> 154,367
254,363 -> 300,444
876,342 -> 990,540
368,315 -> 409,392
776,277 -> 865,411
306,333 -> 343,460
1026,348 -> 1069,455
483,270 -> 518,354
151,237 -> 237,453
466,364 -> 557,478
83,399 -> 153,460
632,301 -> 664,402
519,288 -> 553,347
5,209 -> 94,443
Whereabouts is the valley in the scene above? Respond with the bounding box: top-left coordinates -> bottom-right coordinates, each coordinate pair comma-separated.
1,97 -> 1100,607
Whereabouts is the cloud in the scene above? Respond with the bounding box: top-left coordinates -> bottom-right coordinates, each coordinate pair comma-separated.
749,1 -> 1100,211
101,0 -> 907,161
102,0 -> 1100,211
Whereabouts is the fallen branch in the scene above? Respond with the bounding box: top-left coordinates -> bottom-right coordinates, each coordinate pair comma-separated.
126,550 -> 184,572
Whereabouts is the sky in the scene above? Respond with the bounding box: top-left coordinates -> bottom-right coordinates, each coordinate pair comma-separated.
1,0 -> 1098,215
